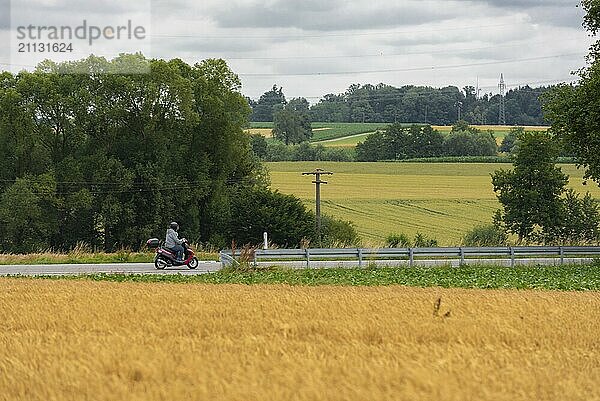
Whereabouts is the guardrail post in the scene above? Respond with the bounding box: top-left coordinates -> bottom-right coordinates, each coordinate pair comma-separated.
358,248 -> 363,268
409,248 -> 414,267
305,248 -> 310,269
253,251 -> 257,268
559,246 -> 564,265
510,247 -> 515,268
459,247 -> 465,266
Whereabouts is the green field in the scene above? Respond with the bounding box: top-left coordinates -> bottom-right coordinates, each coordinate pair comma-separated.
267,162 -> 598,246
313,132 -> 375,147
29,264 -> 600,290
250,122 -> 549,148
250,122 -> 388,142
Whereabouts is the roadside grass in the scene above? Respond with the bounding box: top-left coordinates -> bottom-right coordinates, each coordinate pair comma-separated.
0,250 -> 219,265
26,263 -> 600,291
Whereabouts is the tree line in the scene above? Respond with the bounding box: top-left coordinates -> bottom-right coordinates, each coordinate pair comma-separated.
0,55 -> 356,253
249,121 -> 549,163
356,121 -> 498,162
249,83 -> 551,125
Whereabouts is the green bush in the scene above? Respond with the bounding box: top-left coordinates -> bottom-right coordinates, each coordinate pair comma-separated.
228,187 -> 315,248
227,188 -> 360,248
321,215 -> 360,247
250,134 -> 268,158
413,232 -> 438,247
463,225 -> 508,247
263,141 -> 355,162
385,233 -> 411,248
398,156 -> 510,163
443,130 -> 498,157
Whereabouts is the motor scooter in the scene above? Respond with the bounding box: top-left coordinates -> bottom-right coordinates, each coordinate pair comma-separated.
146,238 -> 199,270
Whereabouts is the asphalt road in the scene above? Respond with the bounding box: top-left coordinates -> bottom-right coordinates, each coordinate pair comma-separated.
0,262 -> 222,276
0,257 -> 594,276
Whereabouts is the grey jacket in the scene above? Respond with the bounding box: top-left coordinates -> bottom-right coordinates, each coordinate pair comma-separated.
165,228 -> 183,248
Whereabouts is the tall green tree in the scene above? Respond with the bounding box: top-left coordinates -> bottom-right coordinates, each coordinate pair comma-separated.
492,131 -> 568,243
0,56 -> 353,252
499,127 -> 524,153
356,131 -> 390,161
272,105 -> 312,145
251,84 -> 286,122
543,189 -> 600,245
543,0 -> 600,184
0,174 -> 59,252
0,56 -> 262,252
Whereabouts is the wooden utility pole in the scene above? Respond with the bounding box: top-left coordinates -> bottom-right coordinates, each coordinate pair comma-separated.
302,168 -> 333,247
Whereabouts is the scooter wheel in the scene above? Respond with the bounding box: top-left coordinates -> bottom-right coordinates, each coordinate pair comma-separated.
188,257 -> 199,269
155,257 -> 167,270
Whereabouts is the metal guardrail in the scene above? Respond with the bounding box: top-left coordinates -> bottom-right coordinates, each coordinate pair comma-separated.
220,246 -> 600,268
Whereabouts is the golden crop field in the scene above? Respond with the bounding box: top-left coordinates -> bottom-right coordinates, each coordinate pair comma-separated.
1,279 -> 598,401
245,128 -> 274,138
267,162 -> 600,245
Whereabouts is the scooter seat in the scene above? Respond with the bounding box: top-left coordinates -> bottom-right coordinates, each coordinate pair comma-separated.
160,248 -> 176,256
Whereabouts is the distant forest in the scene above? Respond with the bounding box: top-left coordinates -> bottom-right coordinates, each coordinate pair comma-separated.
248,83 -> 551,125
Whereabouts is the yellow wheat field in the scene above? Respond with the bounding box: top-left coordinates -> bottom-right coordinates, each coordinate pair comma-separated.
0,279 -> 599,401
244,128 -> 274,138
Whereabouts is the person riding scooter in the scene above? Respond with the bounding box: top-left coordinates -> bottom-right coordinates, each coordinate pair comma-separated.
165,221 -> 185,262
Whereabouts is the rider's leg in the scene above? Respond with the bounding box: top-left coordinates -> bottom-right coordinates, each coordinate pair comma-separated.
174,244 -> 185,262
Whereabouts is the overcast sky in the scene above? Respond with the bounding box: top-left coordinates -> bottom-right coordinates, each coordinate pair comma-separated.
1,0 -> 594,102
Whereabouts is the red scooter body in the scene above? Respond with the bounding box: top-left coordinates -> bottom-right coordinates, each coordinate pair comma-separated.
147,238 -> 199,270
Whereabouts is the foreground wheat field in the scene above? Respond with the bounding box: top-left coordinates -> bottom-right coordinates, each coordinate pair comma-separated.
1,279 -> 599,401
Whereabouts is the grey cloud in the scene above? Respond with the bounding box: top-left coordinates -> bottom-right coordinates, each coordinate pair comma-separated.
211,1 -> 457,31
465,0 -> 585,27
471,0 -> 573,9
155,36 -> 271,54
13,0 -> 145,19
460,0 -> 579,11
0,0 -> 10,29
1,0 -> 591,101
382,25 -> 536,51
43,0 -> 142,15
453,48 -> 525,61
384,35 -> 476,48
525,5 -> 586,27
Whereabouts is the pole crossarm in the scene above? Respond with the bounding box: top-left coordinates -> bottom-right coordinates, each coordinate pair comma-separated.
302,169 -> 334,177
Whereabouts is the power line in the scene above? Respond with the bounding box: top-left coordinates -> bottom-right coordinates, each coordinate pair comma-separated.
171,36 -> 587,61
0,35 -> 585,67
237,53 -> 584,77
0,177 -> 258,195
0,52 -> 583,75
